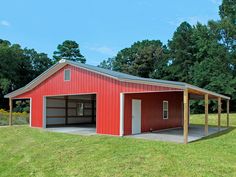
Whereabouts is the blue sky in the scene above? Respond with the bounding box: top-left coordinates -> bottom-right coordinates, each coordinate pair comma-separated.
0,0 -> 222,65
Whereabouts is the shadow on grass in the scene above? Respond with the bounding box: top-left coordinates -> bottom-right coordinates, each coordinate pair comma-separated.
190,126 -> 235,143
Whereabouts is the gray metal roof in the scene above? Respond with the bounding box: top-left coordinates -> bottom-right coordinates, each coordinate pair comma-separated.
4,59 -> 230,100
68,60 -> 186,87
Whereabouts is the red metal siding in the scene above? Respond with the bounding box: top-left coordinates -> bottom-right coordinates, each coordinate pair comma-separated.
15,64 -> 182,135
124,92 -> 183,135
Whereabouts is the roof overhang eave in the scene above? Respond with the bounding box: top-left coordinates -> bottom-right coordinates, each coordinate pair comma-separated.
119,78 -> 186,90
185,84 -> 230,100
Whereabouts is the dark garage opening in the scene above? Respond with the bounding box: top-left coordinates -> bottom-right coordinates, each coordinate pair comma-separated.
46,94 -> 96,129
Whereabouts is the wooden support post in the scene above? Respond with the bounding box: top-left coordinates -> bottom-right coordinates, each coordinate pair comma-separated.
227,99 -> 229,127
205,94 -> 208,136
65,96 -> 68,125
184,89 -> 189,144
9,98 -> 13,126
218,97 -> 221,131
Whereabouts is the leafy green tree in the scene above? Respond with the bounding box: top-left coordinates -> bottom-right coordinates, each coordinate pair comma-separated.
53,40 -> 86,63
0,78 -> 11,95
191,57 -> 236,112
24,49 -> 53,78
112,40 -> 168,78
190,23 -> 236,112
168,22 -> 197,83
209,0 -> 236,75
191,23 -> 233,94
219,0 -> 236,24
112,48 -> 132,74
149,45 -> 171,80
0,39 -> 53,110
191,59 -> 235,95
98,58 -> 114,70
0,41 -> 28,108
0,42 -> 23,93
0,39 -> 11,46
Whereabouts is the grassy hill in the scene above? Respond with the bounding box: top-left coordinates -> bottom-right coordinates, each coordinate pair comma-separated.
0,114 -> 235,177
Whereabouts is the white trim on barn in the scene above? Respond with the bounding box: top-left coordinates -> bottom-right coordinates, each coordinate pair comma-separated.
122,90 -> 183,94
120,93 -> 124,136
29,98 -> 32,127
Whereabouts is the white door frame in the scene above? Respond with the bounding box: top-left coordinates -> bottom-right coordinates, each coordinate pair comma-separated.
120,93 -> 124,136
29,98 -> 32,127
132,99 -> 141,134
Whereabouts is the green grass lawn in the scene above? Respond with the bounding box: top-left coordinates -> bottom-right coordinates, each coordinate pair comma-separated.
0,114 -> 235,177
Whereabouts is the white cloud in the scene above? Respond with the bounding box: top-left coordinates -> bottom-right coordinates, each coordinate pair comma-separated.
1,20 -> 10,27
89,46 -> 116,56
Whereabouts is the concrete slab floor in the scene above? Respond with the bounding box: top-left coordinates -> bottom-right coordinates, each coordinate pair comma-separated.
45,125 -> 227,143
126,125 -> 228,143
46,125 -> 96,136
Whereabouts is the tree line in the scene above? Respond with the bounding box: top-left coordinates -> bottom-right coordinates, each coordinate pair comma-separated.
99,0 -> 236,113
0,0 -> 235,112
0,40 -> 84,110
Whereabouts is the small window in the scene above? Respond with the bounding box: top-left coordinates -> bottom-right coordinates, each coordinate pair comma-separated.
163,101 -> 168,119
76,103 -> 84,116
64,69 -> 71,81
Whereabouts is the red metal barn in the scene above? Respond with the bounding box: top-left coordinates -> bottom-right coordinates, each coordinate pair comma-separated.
5,59 -> 230,143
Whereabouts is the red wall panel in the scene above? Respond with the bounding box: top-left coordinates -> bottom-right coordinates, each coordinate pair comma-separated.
124,92 -> 183,135
15,64 -> 182,135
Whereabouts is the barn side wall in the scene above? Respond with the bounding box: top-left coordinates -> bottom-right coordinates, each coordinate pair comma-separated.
15,64 -> 181,135
124,92 -> 183,135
